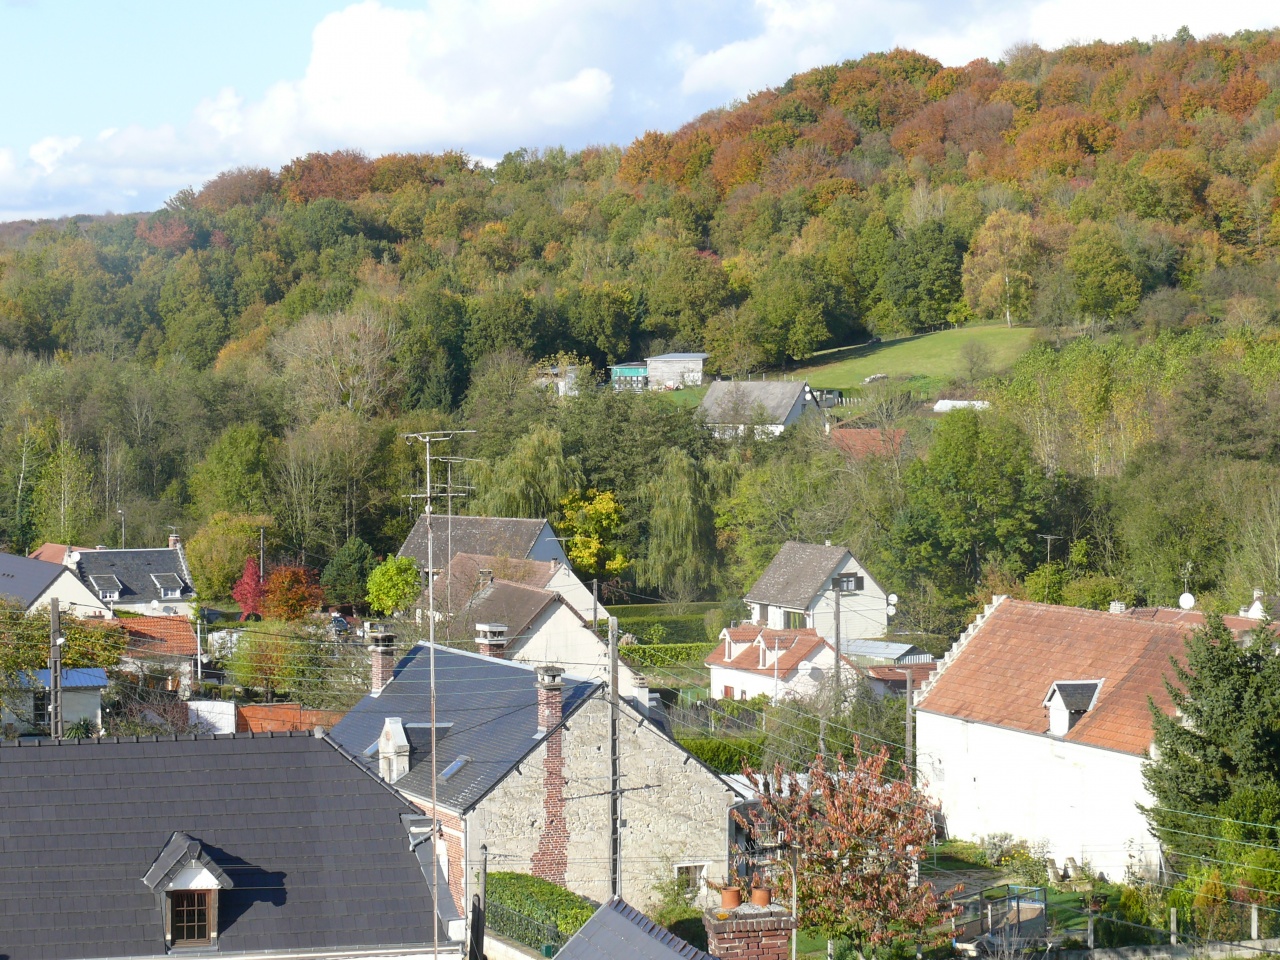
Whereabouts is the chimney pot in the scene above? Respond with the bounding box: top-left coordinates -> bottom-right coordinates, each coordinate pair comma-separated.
475,622 -> 508,659
168,534 -> 181,550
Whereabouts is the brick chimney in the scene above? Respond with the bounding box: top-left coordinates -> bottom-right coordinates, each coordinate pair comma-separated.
368,622 -> 397,696
703,903 -> 796,960
476,622 -> 509,659
168,533 -> 181,550
535,664 -> 564,732
378,717 -> 410,782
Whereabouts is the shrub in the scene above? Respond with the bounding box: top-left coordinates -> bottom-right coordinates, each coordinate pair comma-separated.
620,643 -> 717,669
616,614 -> 707,644
487,872 -> 596,939
678,735 -> 765,774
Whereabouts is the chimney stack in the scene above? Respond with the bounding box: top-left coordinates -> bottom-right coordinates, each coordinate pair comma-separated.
378,717 -> 410,782
535,664 -> 564,732
168,533 -> 181,550
703,903 -> 796,960
475,622 -> 508,659
367,621 -> 397,695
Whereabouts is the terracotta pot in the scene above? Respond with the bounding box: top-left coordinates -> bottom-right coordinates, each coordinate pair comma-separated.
720,887 -> 743,909
750,886 -> 772,907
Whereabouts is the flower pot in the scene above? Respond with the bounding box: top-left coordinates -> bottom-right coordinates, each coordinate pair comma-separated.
750,886 -> 772,907
721,887 -> 743,909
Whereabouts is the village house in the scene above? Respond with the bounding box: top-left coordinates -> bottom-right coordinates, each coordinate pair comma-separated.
433,551 -> 607,623
744,541 -> 890,646
0,730 -> 459,958
0,667 -> 107,736
330,644 -> 751,913
706,624 -> 857,702
398,514 -> 571,576
698,380 -> 817,437
0,550 -> 111,619
608,352 -> 708,391
914,597 -> 1204,882
69,536 -> 198,617
116,614 -> 202,697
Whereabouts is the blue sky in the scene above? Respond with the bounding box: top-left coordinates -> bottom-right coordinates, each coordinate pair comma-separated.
1,0 -> 1276,220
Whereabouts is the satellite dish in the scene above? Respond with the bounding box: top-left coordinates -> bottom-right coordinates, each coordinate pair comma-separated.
68,551 -> 81,564
151,599 -> 160,610
1179,592 -> 1196,611
886,604 -> 897,617
888,593 -> 899,605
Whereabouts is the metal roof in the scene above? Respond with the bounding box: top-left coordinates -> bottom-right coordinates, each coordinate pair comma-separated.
558,897 -> 715,960
74,548 -> 194,605
647,352 -> 709,361
330,644 -> 601,813
743,541 -> 849,610
0,731 -> 448,958
844,639 -> 930,662
0,551 -> 66,607
17,667 -> 110,690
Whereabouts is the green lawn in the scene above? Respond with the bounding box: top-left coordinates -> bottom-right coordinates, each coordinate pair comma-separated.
797,326 -> 1038,396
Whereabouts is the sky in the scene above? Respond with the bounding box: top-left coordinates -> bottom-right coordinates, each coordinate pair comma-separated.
1,0 -> 1278,220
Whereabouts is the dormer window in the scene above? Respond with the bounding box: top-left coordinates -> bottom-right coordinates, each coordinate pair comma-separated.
143,832 -> 232,950
89,574 -> 121,602
151,573 -> 184,600
1044,680 -> 1103,736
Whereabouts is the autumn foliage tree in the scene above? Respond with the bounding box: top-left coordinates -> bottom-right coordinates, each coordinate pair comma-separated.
231,557 -> 265,619
739,747 -> 957,958
261,566 -> 324,622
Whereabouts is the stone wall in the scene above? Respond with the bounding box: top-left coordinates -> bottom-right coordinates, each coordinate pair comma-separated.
467,693 -> 743,909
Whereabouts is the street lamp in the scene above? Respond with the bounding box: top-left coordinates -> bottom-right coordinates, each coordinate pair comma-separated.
117,508 -> 125,549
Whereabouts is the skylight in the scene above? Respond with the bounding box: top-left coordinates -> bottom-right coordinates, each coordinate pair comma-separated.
440,755 -> 470,781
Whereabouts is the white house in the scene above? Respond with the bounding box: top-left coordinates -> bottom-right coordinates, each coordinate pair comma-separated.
431,551 -> 608,624
0,551 -> 111,619
914,597 -> 1195,882
699,381 -> 817,437
706,625 -> 854,702
744,541 -> 889,647
1,667 -> 107,736
71,538 -> 197,617
646,352 -> 708,389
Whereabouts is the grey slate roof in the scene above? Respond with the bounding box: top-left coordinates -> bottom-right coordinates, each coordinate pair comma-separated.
437,576 -> 565,646
699,380 -> 808,426
74,547 -> 195,605
558,897 -> 716,960
399,515 -> 552,567
0,551 -> 65,607
0,731 -> 447,959
330,644 -> 600,812
1050,680 -> 1102,712
744,541 -> 849,610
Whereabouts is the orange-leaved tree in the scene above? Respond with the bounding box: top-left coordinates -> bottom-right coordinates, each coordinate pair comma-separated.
262,566 -> 324,622
738,746 -> 958,960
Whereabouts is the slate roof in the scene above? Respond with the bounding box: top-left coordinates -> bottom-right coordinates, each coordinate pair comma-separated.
439,578 -> 562,646
743,541 -> 848,610
557,896 -> 715,960
699,380 -> 809,426
74,548 -> 195,605
120,615 -> 199,657
0,731 -> 448,959
647,352 -> 709,362
844,638 -> 932,663
1048,680 -> 1102,712
916,599 -> 1190,755
705,626 -> 833,678
0,551 -> 66,607
330,644 -> 601,812
399,515 -> 552,568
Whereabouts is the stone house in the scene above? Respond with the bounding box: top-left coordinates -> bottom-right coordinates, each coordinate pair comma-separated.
699,380 -> 816,438
330,644 -> 751,913
744,541 -> 889,647
71,537 -> 197,617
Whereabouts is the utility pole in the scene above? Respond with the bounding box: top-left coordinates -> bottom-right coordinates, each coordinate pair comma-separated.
259,526 -> 265,583
609,614 -> 621,898
49,598 -> 63,739
905,666 -> 915,781
118,508 -> 125,549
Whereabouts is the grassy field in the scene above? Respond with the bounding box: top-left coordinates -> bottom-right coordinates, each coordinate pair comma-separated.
797,326 -> 1038,395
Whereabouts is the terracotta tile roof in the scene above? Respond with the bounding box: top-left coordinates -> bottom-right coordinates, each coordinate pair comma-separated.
916,599 -> 1193,756
119,615 -> 198,657
830,427 -> 906,460
705,626 -> 831,677
1122,607 -> 1267,636
866,662 -> 937,691
27,543 -> 92,564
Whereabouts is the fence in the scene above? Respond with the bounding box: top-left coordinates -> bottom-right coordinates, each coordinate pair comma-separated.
486,899 -> 566,955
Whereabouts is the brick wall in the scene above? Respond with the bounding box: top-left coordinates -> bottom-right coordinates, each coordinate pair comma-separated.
703,904 -> 795,960
235,704 -> 344,733
407,799 -> 468,916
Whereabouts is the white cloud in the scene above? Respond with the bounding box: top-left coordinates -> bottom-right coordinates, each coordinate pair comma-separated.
28,136 -> 82,175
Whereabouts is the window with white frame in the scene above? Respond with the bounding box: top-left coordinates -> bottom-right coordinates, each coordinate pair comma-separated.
675,863 -> 707,899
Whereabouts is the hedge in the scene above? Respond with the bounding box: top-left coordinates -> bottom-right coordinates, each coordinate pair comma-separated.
619,642 -> 716,668
678,735 -> 765,775
609,602 -> 720,618
617,614 -> 707,644
486,872 -> 596,939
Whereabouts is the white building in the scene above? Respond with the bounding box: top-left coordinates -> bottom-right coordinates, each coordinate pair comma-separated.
646,352 -> 708,390
914,597 -> 1195,882
743,541 -> 889,647
0,551 -> 111,619
1,667 -> 107,736
706,625 -> 853,702
71,538 -> 197,617
699,381 -> 817,437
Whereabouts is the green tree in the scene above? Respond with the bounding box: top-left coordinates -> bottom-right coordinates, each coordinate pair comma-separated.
962,210 -> 1042,326
321,536 -> 378,606
366,556 -> 421,615
1066,224 -> 1142,322
471,425 -> 583,522
189,423 -> 274,519
32,438 -> 95,547
879,220 -> 966,332
557,489 -> 629,579
186,513 -> 273,599
638,449 -> 715,600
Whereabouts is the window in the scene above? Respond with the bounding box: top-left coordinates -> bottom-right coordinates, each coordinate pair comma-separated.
784,610 -> 806,629
675,863 -> 706,898
723,686 -> 735,700
837,574 -> 865,593
32,690 -> 50,733
169,890 -> 212,945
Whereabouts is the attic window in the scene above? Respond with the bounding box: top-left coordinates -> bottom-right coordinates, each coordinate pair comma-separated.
837,574 -> 865,593
169,890 -> 212,946
440,755 -> 471,781
151,573 -> 184,599
142,832 -> 232,949
89,574 -> 121,601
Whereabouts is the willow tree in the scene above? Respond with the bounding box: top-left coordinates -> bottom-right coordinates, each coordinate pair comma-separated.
470,425 -> 583,522
638,448 -> 714,602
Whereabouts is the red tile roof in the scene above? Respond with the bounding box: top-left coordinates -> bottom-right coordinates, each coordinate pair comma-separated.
866,662 -> 937,691
27,543 -> 92,564
916,599 -> 1194,756
830,427 -> 906,460
120,615 -> 198,657
705,626 -> 832,677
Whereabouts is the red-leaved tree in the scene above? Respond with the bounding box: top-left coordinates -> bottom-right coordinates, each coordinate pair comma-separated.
261,566 -> 324,622
739,746 -> 958,959
231,557 -> 264,619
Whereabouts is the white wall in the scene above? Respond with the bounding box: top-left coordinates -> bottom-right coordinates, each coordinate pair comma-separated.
1,689 -> 102,734
916,710 -> 1161,882
188,699 -> 237,734
810,556 -> 888,644
545,563 -> 608,623
508,603 -> 646,700
647,358 -> 703,389
709,650 -> 832,703
114,600 -> 196,618
32,570 -> 112,620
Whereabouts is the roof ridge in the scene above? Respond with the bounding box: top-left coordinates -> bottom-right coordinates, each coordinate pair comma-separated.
0,729 -> 318,749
